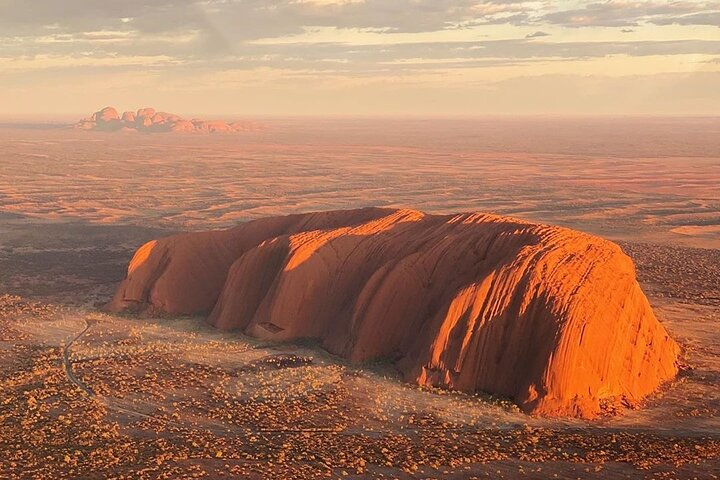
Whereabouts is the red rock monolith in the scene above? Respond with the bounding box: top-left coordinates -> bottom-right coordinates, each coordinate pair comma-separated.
108,208 -> 679,418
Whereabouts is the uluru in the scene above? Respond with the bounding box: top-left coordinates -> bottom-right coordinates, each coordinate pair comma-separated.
74,106 -> 261,133
108,207 -> 679,418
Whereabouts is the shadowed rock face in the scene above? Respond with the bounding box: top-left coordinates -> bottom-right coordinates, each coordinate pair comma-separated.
75,106 -> 261,133
108,208 -> 679,418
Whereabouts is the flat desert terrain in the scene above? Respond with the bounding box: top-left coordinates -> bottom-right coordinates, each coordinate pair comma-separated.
0,117 -> 718,479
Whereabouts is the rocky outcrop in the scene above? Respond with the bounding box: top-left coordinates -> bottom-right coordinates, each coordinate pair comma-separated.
108,208 -> 679,418
74,106 -> 261,133
93,106 -> 120,122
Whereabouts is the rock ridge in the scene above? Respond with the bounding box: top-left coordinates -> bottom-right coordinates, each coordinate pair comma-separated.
75,106 -> 261,133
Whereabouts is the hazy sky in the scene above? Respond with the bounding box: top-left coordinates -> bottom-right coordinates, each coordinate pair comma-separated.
1,0 -> 719,116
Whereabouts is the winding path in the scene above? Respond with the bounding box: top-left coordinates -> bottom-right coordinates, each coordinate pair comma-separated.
63,319 -> 95,396
62,319 -> 156,421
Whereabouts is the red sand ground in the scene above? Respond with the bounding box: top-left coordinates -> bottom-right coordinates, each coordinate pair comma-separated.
0,117 -> 718,248
0,117 -> 717,478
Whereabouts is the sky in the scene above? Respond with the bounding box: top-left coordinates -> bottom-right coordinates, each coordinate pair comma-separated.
0,0 -> 719,116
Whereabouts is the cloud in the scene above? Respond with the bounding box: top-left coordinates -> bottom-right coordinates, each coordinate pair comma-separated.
0,54 -> 179,73
0,0 -> 719,114
651,10 -> 720,27
2,1 -> 717,60
0,1 -> 529,38
525,31 -> 549,38
541,1 -> 720,28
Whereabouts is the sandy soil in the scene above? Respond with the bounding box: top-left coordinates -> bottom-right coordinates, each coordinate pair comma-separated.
0,118 -> 718,479
0,117 -> 718,247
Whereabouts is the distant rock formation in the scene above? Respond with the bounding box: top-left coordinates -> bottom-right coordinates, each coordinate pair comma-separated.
108,208 -> 679,418
75,106 -> 261,133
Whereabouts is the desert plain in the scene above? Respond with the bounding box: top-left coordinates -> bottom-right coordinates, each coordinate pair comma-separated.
0,116 -> 718,479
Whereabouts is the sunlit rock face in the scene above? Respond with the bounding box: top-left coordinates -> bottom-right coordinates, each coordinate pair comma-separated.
93,106 -> 120,122
108,208 -> 679,418
74,106 -> 260,133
